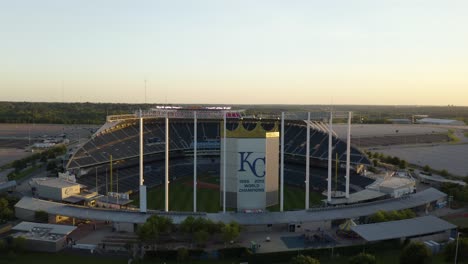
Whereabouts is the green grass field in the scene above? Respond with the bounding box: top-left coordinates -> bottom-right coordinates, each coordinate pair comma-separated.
132,175 -> 324,212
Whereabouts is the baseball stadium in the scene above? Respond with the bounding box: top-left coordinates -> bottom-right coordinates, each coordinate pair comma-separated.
14,106 -> 449,238
65,106 -> 372,211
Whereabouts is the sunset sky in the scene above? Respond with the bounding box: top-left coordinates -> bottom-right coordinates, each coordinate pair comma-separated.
1,1 -> 467,105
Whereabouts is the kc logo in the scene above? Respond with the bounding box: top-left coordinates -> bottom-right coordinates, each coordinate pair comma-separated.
238,152 -> 265,178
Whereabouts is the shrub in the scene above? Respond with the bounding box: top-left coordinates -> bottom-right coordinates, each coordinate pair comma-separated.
290,254 -> 320,264
349,253 -> 376,264
443,237 -> 468,262
400,242 -> 431,264
177,248 -> 189,262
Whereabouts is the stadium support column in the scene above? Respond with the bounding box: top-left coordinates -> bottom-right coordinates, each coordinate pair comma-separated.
223,112 -> 227,213
305,112 -> 310,209
193,111 -> 197,213
139,109 -> 147,213
165,114 -> 169,212
327,111 -> 333,203
280,112 -> 285,212
345,111 -> 352,199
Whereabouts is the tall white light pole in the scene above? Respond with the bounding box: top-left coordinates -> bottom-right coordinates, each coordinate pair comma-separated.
165,114 -> 169,212
345,112 -> 352,199
455,232 -> 461,264
327,111 -> 333,203
280,112 -> 285,212
193,111 -> 197,212
223,112 -> 227,213
139,109 -> 147,213
305,112 -> 310,209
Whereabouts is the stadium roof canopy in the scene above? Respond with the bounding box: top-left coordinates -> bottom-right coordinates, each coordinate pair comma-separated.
15,188 -> 446,225
351,215 -> 456,242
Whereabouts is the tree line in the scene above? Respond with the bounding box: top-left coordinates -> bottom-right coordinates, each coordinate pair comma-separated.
2,102 -> 468,125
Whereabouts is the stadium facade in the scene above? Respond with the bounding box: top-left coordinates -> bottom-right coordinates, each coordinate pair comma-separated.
66,107 -> 372,213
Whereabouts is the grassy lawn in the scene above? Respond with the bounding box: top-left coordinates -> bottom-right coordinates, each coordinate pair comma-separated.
465,131 -> 468,138
132,176 -> 324,212
267,185 -> 324,211
132,175 -> 221,212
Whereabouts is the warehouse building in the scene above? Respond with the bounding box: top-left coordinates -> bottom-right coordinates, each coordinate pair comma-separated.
11,221 -> 77,252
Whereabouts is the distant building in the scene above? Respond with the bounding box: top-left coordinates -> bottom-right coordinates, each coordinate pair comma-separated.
416,118 -> 465,126
366,171 -> 415,198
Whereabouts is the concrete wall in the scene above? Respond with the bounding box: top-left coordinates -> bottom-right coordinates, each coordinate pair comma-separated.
113,222 -> 134,233
21,237 -> 66,252
36,184 -> 62,201
244,220 -> 332,233
15,207 -> 35,222
265,135 -> 279,206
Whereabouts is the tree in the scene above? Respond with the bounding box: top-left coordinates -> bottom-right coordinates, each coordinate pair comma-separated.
399,159 -> 407,169
137,215 -> 173,249
0,198 -> 13,221
46,160 -> 57,171
221,221 -> 240,244
0,239 -> 6,252
373,159 -> 379,167
11,237 -> 26,253
177,247 -> 189,263
400,242 -> 431,264
194,230 -> 209,247
400,209 -> 416,219
349,253 -> 376,264
440,169 -> 449,177
369,211 -> 386,223
443,237 -> 468,262
179,215 -> 196,234
290,254 -> 320,264
423,165 -> 431,172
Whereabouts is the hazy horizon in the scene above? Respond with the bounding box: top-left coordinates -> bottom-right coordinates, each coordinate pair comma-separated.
1,1 -> 468,106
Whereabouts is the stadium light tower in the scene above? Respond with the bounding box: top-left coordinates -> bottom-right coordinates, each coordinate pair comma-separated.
223,111 -> 227,213
280,112 -> 285,212
139,109 -> 147,213
327,110 -> 333,203
165,113 -> 169,212
305,112 -> 310,209
345,112 -> 352,199
193,111 -> 197,213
